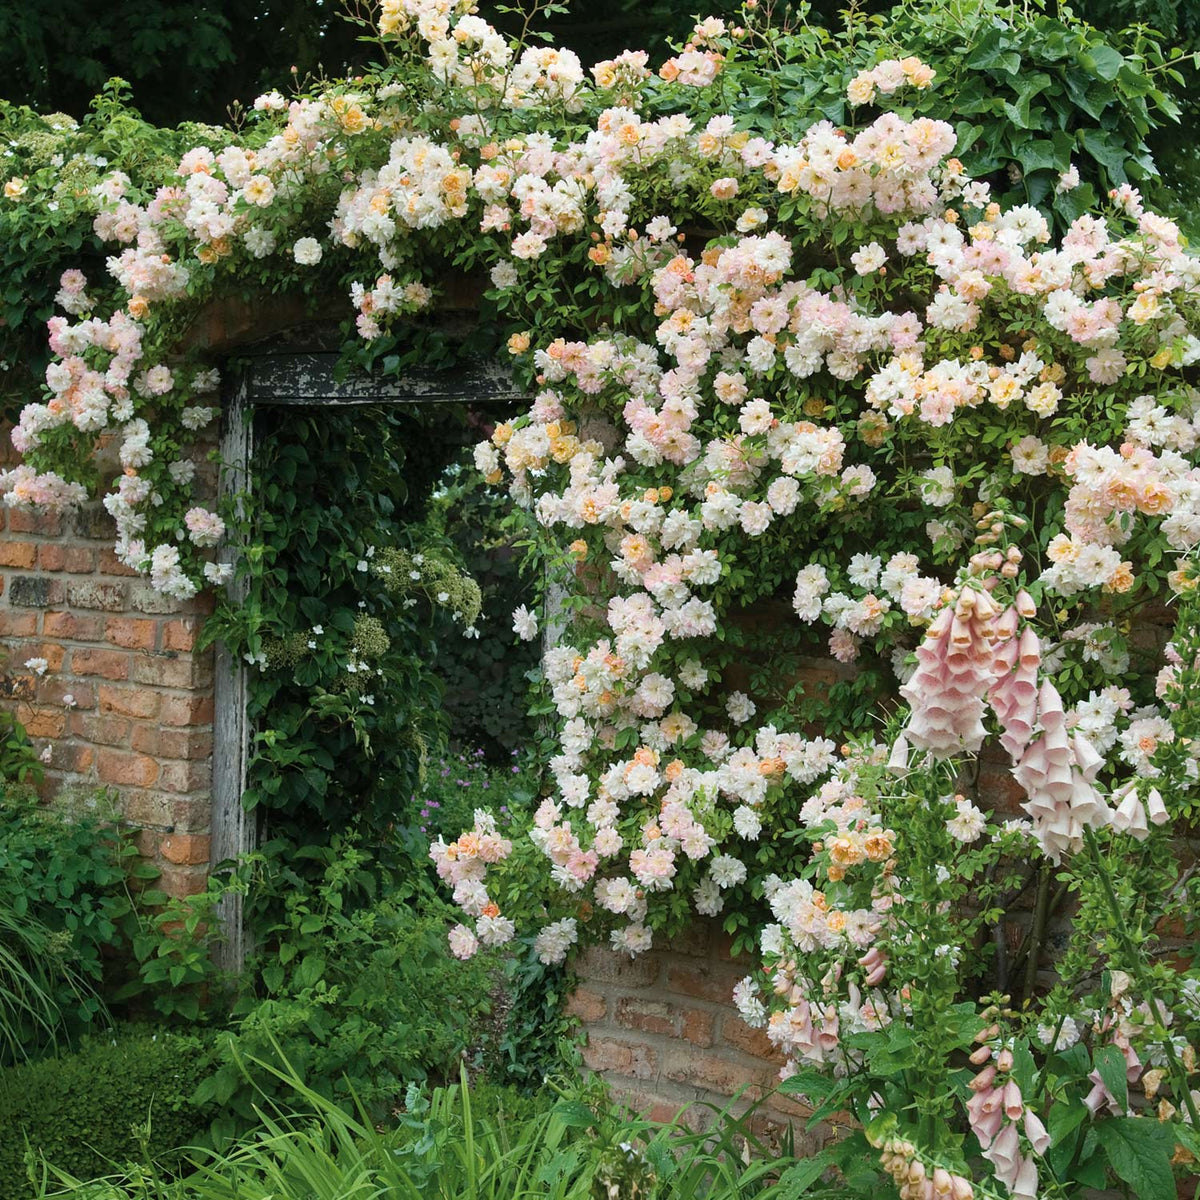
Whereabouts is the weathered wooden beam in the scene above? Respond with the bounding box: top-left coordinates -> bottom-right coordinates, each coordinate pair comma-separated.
211,377 -> 256,973
245,352 -> 527,407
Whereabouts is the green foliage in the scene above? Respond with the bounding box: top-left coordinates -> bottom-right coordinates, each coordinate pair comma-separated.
0,787 -> 224,1056
0,713 -> 44,787
0,1027 -> 215,1199
414,746 -> 539,845
32,1053 -> 832,1200
424,455 -> 542,756
488,943 -> 580,1091
0,86 -> 186,419
196,840 -> 496,1141
204,404 -> 473,867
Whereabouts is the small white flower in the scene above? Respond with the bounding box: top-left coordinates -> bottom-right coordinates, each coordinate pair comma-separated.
292,236 -> 323,265
512,604 -> 538,641
24,657 -> 48,676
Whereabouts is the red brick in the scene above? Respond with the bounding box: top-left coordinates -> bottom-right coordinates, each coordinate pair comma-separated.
130,654 -> 211,690
129,584 -> 182,615
0,611 -> 37,637
682,1008 -> 716,1047
44,610 -> 103,641
7,509 -> 61,536
662,1050 -> 770,1096
21,643 -> 65,672
159,866 -> 209,899
8,577 -> 63,607
709,931 -> 752,965
0,541 -> 38,568
977,767 -> 1028,817
721,1014 -> 783,1062
171,797 -> 215,832
135,830 -> 163,859
158,760 -> 210,794
665,963 -> 744,1006
66,581 -> 129,611
44,741 -> 94,773
124,790 -> 172,827
99,549 -> 140,577
162,619 -> 200,651
71,712 -> 131,747
581,1037 -> 657,1080
574,945 -> 660,988
98,684 -> 159,719
104,617 -> 158,650
38,544 -> 96,573
97,750 -> 159,787
613,998 -> 716,1047
159,694 -> 214,727
129,725 -> 161,756
665,922 -> 711,958
614,1089 -> 705,1132
23,707 -> 66,738
159,834 -> 212,866
615,997 -> 677,1038
155,728 -> 213,760
71,648 -> 129,680
766,1090 -> 818,1121
37,678 -> 95,708
566,987 -> 607,1023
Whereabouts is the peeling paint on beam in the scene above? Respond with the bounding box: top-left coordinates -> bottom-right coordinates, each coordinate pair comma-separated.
245,352 -> 527,406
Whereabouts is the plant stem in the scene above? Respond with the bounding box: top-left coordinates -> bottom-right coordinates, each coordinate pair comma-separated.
1021,865 -> 1051,1006
1082,826 -> 1200,1128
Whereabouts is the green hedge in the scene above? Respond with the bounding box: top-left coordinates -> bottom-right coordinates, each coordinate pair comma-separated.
0,1027 -> 214,1198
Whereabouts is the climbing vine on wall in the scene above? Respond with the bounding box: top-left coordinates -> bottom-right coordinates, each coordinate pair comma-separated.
201,403 -> 478,866
6,0 -> 1200,1195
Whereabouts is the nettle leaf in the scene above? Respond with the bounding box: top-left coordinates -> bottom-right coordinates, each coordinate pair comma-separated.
1102,1116 -> 1176,1200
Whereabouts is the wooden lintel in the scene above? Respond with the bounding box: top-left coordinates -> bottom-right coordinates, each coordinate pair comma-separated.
245,352 -> 527,407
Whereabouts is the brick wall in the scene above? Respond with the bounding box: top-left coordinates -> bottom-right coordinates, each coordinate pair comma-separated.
568,603 -> 1177,1126
0,446 -> 217,898
570,920 -> 828,1149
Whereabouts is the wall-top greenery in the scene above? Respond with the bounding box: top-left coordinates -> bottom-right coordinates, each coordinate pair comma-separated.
4,0 -> 1200,1198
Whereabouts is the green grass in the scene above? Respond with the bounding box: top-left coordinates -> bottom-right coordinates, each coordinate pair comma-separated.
28,1050 -> 842,1200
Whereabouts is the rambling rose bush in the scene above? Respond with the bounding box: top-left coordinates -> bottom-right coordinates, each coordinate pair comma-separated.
5,1 -> 1200,1194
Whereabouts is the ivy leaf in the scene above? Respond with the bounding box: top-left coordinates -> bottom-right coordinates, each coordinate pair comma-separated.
1078,128 -> 1128,182
1080,42 -> 1125,82
1102,1117 -> 1176,1200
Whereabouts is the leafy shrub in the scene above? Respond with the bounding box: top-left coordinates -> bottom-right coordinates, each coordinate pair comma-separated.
198,841 -> 496,1142
0,788 -> 222,1055
423,456 -> 542,757
411,746 -> 538,846
0,788 -> 139,1058
34,1058 -> 821,1200
0,712 -> 43,788
0,1027 -> 215,1199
